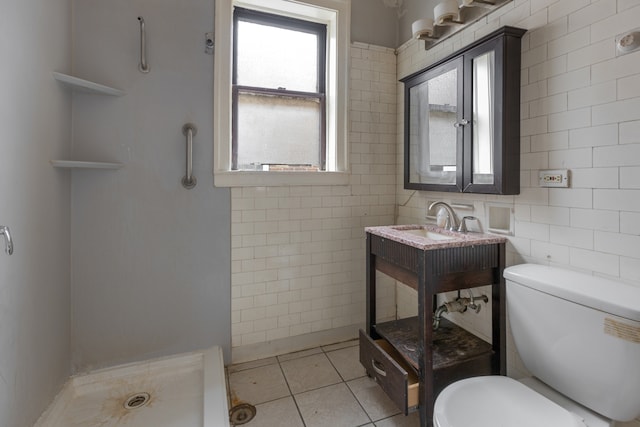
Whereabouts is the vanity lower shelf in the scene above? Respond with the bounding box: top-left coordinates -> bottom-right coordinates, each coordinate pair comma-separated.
376,316 -> 493,371
360,317 -> 494,414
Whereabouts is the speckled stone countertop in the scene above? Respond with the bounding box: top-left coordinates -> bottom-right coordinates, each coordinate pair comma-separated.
365,224 -> 508,250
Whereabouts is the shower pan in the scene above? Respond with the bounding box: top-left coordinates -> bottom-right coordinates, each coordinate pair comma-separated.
34,346 -> 229,427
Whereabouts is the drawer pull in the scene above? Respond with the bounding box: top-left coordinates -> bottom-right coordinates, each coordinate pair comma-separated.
371,359 -> 387,377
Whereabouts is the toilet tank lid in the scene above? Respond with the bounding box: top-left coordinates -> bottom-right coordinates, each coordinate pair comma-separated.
504,264 -> 640,322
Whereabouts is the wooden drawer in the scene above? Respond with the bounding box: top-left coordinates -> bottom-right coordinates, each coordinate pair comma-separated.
359,330 -> 419,414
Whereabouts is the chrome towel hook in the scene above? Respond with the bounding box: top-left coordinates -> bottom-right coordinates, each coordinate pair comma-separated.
0,225 -> 14,255
182,123 -> 197,189
137,16 -> 150,73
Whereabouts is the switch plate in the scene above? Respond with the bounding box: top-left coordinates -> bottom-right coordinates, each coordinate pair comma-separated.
539,169 -> 569,188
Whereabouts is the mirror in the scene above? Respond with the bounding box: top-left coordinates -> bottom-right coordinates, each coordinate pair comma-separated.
407,60 -> 461,186
472,50 -> 495,185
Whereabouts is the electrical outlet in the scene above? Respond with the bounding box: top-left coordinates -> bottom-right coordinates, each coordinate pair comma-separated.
616,29 -> 640,56
539,169 -> 569,188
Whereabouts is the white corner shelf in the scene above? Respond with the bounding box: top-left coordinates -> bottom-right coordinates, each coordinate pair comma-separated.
50,160 -> 123,170
53,72 -> 125,96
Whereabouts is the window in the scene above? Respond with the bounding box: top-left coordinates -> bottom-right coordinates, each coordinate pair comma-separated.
214,0 -> 350,187
233,8 -> 327,171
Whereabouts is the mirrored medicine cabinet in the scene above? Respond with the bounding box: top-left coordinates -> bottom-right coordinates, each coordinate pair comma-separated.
402,26 -> 526,194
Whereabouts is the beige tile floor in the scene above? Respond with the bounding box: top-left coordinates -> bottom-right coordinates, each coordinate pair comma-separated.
227,340 -> 420,427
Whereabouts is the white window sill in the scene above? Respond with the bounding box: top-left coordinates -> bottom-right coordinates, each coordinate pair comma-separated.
213,170 -> 350,187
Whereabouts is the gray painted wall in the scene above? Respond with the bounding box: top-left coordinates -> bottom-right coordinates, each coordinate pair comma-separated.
351,0 -> 399,48
70,0 -> 231,371
350,0 -> 441,49
398,0 -> 437,44
0,1 -> 72,426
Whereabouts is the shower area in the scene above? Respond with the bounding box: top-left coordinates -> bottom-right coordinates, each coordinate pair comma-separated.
68,0 -> 230,372
0,0 -> 231,425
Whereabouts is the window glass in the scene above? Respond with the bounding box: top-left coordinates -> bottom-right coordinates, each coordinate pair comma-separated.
235,92 -> 321,170
213,0 -> 350,186
233,8 -> 326,171
236,21 -> 319,92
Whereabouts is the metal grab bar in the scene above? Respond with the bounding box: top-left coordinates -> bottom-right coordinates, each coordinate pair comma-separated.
182,123 -> 197,189
137,17 -> 150,73
0,225 -> 14,255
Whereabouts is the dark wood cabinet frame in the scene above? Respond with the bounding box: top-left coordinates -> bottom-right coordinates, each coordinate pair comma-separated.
362,233 -> 506,427
402,26 -> 526,195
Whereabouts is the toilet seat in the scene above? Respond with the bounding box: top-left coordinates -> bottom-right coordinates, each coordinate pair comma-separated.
433,376 -> 587,427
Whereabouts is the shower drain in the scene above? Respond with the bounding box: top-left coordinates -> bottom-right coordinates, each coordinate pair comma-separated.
229,403 -> 256,425
123,392 -> 151,410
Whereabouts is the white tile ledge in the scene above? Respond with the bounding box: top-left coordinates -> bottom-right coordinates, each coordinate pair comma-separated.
214,170 -> 350,187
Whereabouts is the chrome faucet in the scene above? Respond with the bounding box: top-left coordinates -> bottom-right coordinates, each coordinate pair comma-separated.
429,201 -> 459,231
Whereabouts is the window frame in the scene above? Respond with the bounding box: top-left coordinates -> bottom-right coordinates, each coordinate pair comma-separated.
232,7 -> 328,171
214,0 -> 350,187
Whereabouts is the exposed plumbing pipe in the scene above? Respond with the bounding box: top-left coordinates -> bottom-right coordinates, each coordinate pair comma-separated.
432,293 -> 489,330
433,299 -> 467,330
467,289 -> 487,312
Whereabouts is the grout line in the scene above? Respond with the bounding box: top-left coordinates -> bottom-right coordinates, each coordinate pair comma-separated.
276,356 -> 308,427
344,379 -> 374,426
322,345 -> 375,426
323,345 -> 348,383
229,341 -> 396,427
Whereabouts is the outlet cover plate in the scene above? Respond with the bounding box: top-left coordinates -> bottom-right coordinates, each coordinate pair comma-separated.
539,169 -> 569,187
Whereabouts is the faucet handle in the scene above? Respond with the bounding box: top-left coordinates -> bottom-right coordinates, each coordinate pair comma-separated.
457,216 -> 478,233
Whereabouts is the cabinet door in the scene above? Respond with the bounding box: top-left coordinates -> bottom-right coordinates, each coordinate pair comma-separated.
462,32 -> 521,194
462,37 -> 501,193
404,58 -> 463,192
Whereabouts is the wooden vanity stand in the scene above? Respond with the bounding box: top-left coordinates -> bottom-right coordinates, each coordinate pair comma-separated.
360,226 -> 507,427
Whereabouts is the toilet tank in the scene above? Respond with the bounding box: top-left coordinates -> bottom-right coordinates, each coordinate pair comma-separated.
504,264 -> 640,422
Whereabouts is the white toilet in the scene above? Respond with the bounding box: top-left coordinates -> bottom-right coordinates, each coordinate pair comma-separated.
433,264 -> 640,427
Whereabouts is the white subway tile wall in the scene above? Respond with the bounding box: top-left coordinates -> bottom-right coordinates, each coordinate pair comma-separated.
396,0 -> 640,281
231,7 -> 640,424
231,43 -> 397,355
396,4 -> 640,406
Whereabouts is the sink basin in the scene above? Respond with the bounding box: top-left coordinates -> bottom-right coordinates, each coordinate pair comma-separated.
392,227 -> 455,241
403,228 -> 454,240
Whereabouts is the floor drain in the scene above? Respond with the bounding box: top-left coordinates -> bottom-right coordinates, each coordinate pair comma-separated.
123,392 -> 150,410
229,403 -> 256,425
